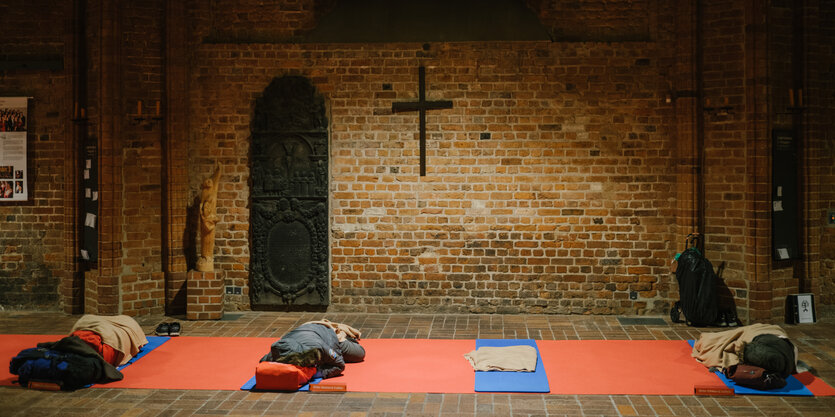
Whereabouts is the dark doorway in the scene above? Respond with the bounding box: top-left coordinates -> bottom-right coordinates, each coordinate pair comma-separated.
250,76 -> 329,309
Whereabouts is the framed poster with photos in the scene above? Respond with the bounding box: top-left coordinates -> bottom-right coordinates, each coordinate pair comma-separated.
0,97 -> 29,201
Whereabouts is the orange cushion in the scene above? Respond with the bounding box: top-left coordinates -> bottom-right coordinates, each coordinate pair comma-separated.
255,362 -> 316,391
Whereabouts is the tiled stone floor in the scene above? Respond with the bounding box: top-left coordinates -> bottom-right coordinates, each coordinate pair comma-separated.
1,311 -> 834,416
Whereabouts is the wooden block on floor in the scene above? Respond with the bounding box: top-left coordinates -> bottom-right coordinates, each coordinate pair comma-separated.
694,384 -> 734,396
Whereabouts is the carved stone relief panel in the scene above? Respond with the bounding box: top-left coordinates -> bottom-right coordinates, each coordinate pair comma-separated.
250,76 -> 328,308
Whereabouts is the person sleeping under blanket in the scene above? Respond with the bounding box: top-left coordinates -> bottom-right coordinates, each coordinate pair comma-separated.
10,314 -> 146,390
70,314 -> 149,366
691,323 -> 797,378
257,319 -> 365,390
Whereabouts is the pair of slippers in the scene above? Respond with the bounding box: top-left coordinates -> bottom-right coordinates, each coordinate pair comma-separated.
154,322 -> 181,336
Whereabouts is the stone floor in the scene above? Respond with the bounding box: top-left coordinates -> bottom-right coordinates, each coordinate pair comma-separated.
1,311 -> 834,416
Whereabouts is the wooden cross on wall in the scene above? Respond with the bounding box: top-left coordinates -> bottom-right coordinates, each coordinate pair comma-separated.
391,66 -> 453,176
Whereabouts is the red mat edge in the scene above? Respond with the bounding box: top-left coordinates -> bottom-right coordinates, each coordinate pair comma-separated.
794,371 -> 835,396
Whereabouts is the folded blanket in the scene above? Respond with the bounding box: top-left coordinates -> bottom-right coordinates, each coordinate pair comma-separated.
464,345 -> 537,372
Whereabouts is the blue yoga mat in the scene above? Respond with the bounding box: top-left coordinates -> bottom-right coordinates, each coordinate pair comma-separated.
687,340 -> 812,396
86,336 -> 169,388
473,339 -> 549,393
240,376 -> 256,390
240,375 -> 322,392
116,335 -> 169,370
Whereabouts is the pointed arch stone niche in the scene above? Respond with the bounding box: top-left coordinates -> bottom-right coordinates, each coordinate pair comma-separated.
250,76 -> 329,309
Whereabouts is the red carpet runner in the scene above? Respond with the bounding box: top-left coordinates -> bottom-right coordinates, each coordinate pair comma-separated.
2,334 -> 833,395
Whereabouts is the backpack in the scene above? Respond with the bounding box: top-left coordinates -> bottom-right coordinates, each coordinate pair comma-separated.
671,238 -> 720,327
9,347 -> 104,390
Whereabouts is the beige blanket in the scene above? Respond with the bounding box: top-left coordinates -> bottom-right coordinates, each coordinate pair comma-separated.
691,323 -> 793,371
464,345 -> 537,372
305,319 -> 362,342
71,314 -> 149,366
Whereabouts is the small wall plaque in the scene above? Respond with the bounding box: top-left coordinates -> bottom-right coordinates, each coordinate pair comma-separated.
786,293 -> 816,324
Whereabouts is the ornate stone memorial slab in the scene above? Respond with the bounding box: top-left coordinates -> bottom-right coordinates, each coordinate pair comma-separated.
250,76 -> 329,308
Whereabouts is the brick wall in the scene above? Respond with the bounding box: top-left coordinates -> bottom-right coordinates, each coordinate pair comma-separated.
83,0 -> 123,315
0,1 -> 75,311
189,1 -> 679,314
1,1 -> 832,319
530,0 -> 653,41
204,0 -> 320,42
808,0 -> 835,312
181,0 -> 835,316
700,0 -> 756,320
117,1 -> 166,316
765,1 -> 805,321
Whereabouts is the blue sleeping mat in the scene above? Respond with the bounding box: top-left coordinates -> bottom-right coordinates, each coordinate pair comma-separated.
240,375 -> 322,392
116,335 -> 169,371
473,339 -> 550,393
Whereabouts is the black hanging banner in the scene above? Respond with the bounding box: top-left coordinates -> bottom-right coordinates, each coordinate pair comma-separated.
771,130 -> 799,261
81,139 -> 98,263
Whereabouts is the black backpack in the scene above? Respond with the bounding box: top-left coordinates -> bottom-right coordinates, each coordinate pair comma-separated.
9,346 -> 104,390
671,237 -> 720,327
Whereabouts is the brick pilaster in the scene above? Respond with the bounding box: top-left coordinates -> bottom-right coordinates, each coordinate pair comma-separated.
187,270 -> 224,320
84,0 -> 124,315
163,0 -> 191,315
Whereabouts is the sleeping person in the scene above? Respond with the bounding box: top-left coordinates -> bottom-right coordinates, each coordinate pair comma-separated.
691,323 -> 797,378
261,319 -> 365,379
70,314 -> 149,366
257,319 -> 365,389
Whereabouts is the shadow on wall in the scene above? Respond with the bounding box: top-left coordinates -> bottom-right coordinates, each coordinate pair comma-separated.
183,195 -> 200,271
716,262 -> 742,322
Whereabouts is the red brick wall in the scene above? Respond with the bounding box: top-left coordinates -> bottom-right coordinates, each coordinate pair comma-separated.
698,0 -> 795,322
204,0 -> 319,42
764,1 -> 803,320
808,0 -> 835,312
0,1 -> 76,311
531,0 -> 653,41
117,1 -> 166,316
700,0 -> 756,319
179,0 -> 835,316
83,0 -> 123,315
189,2 -> 679,314
1,1 -> 832,319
